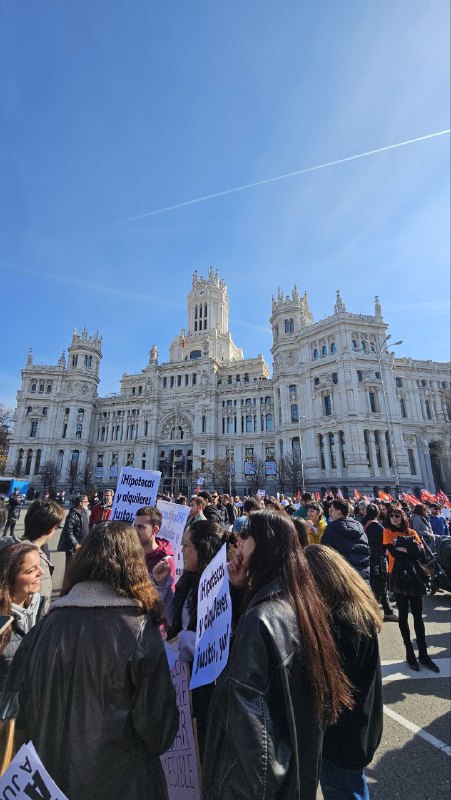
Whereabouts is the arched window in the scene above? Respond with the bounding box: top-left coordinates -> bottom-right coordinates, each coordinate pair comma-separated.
321,345 -> 327,357
352,340 -> 357,349
189,350 -> 201,360
56,450 -> 64,474
330,342 -> 337,354
24,449 -> 33,475
313,349 -> 319,360
290,404 -> 299,422
30,420 -> 38,437
46,384 -> 52,393
16,449 -> 24,474
42,407 -> 48,416
34,449 -> 42,474
245,415 -> 253,433
31,383 -> 36,393
39,383 -> 44,393
285,318 -> 294,334
361,341 -> 367,351
265,413 -> 274,432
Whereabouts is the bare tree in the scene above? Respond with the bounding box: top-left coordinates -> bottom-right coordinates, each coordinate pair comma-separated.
246,458 -> 266,494
276,455 -> 303,496
40,460 -> 59,496
0,404 -> 13,475
81,460 -> 94,493
66,460 -> 82,493
193,457 -> 231,492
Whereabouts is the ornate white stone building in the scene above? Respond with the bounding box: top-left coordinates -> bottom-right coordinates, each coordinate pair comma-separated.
6,267 -> 451,496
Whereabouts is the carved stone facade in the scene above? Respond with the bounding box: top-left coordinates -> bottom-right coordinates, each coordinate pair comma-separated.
6,270 -> 451,495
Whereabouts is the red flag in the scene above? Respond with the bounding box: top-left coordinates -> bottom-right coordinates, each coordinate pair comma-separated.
353,489 -> 361,500
437,490 -> 451,508
379,492 -> 391,502
421,490 -> 436,503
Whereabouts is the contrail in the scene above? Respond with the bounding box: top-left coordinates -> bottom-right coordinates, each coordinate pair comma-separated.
119,129 -> 451,224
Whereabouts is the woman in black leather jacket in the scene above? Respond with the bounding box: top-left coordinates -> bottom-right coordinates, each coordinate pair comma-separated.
202,510 -> 353,800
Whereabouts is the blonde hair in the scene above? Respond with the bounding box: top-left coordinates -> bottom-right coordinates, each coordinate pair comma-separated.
304,545 -> 382,635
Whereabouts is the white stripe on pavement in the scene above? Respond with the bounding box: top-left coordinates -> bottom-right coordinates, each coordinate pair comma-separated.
383,705 -> 451,757
381,658 -> 451,683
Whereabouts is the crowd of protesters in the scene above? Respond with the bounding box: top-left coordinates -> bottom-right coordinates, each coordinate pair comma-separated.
0,483 -> 449,799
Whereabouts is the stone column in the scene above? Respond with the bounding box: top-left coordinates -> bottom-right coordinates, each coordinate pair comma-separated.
367,431 -> 380,477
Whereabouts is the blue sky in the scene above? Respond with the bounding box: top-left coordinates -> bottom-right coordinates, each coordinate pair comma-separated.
1,0 -> 449,406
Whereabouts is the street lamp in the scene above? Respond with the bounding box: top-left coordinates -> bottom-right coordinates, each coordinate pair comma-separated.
364,334 -> 403,497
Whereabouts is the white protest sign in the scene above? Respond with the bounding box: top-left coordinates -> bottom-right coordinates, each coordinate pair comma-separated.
0,741 -> 69,799
157,500 -> 190,584
161,660 -> 201,800
189,544 -> 231,690
110,467 -> 161,524
157,501 -> 191,547
257,489 -> 265,497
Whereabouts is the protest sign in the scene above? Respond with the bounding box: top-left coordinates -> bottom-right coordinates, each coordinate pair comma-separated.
110,467 -> 161,524
157,501 -> 190,546
161,660 -> 201,800
0,741 -> 69,799
257,489 -> 266,497
189,544 -> 231,690
157,500 -> 190,585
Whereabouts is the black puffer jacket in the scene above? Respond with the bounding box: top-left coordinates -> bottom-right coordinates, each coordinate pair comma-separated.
322,518 -> 370,582
2,582 -> 178,800
202,578 -> 323,800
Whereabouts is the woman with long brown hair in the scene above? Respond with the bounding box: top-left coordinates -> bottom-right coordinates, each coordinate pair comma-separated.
202,510 -> 353,800
304,545 -> 383,800
2,522 -> 178,800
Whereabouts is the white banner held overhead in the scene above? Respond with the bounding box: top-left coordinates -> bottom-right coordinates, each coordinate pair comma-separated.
110,467 -> 161,524
189,544 -> 231,690
0,741 -> 69,799
161,659 -> 201,800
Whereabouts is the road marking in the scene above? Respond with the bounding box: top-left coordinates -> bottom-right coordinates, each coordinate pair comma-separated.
381,658 -> 451,683
383,705 -> 451,757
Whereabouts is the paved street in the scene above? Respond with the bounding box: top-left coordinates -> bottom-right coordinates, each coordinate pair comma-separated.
9,508 -> 451,798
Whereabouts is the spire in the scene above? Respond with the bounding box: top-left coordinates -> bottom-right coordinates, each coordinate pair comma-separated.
26,347 -> 33,365
292,285 -> 299,302
334,290 -> 345,313
149,344 -> 158,364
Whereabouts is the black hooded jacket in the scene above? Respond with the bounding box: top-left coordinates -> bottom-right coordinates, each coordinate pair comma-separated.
322,518 -> 370,582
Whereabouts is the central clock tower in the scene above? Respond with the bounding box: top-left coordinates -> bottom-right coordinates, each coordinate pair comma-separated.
168,266 -> 244,363
187,265 -> 229,335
